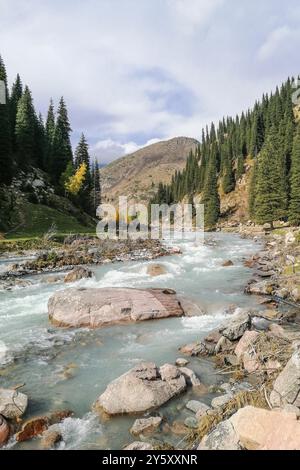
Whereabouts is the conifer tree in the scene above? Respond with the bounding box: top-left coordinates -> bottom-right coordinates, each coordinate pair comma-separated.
222,142 -> 235,193
74,133 -> 91,212
289,124 -> 300,225
254,128 -> 287,226
236,155 -> 245,181
15,86 -> 36,168
0,54 -> 13,184
33,113 -> 46,169
91,159 -> 101,211
52,97 -> 73,181
201,143 -> 220,229
9,73 -> 23,151
45,99 -> 55,173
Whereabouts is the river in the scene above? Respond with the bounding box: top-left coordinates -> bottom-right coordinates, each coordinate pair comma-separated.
0,232 -> 260,450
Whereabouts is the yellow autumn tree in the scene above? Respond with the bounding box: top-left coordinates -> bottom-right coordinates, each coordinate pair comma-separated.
65,162 -> 87,195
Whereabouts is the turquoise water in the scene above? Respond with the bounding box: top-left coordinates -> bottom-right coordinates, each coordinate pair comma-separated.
0,233 -> 260,449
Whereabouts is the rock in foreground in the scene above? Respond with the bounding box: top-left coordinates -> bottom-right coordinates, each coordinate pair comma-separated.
0,388 -> 28,419
93,362 -> 186,415
199,406 -> 300,450
48,287 -> 184,328
0,415 -> 10,447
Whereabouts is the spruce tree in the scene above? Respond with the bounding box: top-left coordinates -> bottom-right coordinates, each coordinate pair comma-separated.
33,113 -> 46,169
45,99 -> 55,173
0,54 -> 13,184
91,160 -> 101,211
236,155 -> 245,181
74,133 -> 91,212
52,97 -> 73,182
15,86 -> 36,168
289,124 -> 300,225
222,142 -> 235,193
254,128 -> 287,226
9,73 -> 23,151
201,143 -> 220,229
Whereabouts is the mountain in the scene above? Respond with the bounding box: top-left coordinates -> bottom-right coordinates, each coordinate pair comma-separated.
100,137 -> 199,204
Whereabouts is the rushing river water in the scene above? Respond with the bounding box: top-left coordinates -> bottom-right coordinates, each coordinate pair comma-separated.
0,233 -> 260,450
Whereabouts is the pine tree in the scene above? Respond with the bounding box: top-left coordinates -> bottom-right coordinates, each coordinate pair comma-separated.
0,54 -> 13,184
75,133 -> 90,170
222,141 -> 235,193
52,97 -> 73,182
236,155 -> 245,181
44,99 -> 55,173
33,113 -> 46,169
250,108 -> 264,157
15,86 -> 36,168
91,159 -> 101,212
9,73 -> 23,151
248,160 -> 258,219
74,133 -> 91,212
201,143 -> 220,229
254,128 -> 287,226
289,124 -> 300,225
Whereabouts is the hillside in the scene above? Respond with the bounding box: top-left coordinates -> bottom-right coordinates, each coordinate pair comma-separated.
0,168 -> 96,238
100,137 -> 199,204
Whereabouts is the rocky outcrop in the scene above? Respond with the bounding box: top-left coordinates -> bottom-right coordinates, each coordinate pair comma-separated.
15,410 -> 72,442
0,415 -> 9,447
0,388 -> 28,419
199,406 -> 300,450
270,349 -> 300,408
48,287 -> 184,328
93,362 -> 187,415
130,416 -> 162,435
64,266 -> 93,283
40,427 -> 62,449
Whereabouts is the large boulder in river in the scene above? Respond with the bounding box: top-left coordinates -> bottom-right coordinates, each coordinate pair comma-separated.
93,362 -> 187,415
0,388 -> 28,419
48,287 -> 184,328
270,349 -> 300,408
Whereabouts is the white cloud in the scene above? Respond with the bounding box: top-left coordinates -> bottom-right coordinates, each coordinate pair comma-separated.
170,0 -> 224,32
91,138 -> 161,164
258,26 -> 297,60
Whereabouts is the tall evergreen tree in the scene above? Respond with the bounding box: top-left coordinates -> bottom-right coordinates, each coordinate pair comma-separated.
75,133 -> 90,170
33,113 -> 46,169
222,142 -> 235,193
15,85 -> 36,168
289,124 -> 300,225
9,73 -> 23,151
0,54 -> 13,184
52,97 -> 73,182
44,99 -> 55,173
254,128 -> 287,226
74,133 -> 92,212
201,144 -> 220,228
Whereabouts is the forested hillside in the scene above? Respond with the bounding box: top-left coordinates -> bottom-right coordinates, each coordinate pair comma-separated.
0,54 -> 101,234
152,78 -> 300,229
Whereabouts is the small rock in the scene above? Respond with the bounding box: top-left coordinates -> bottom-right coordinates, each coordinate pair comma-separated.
185,400 -> 204,413
130,417 -> 162,436
169,420 -> 189,435
219,311 -> 251,341
175,358 -> 189,367
0,388 -> 28,419
215,336 -> 234,354
211,394 -> 232,409
184,417 -> 198,429
64,266 -> 93,283
40,428 -> 62,449
222,260 -> 233,267
146,264 -> 167,276
124,441 -> 154,450
16,416 -> 49,442
195,403 -> 210,421
234,331 -> 259,361
178,367 -> 201,386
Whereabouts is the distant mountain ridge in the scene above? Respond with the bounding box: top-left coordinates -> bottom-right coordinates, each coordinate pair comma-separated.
100,136 -> 199,204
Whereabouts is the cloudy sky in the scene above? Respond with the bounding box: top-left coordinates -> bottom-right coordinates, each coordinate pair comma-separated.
1,0 -> 300,163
